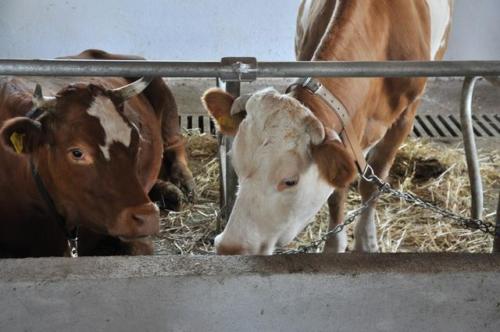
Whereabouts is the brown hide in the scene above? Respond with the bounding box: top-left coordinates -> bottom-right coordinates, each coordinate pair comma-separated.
61,49 -> 193,195
0,50 -> 189,257
293,0 -> 451,185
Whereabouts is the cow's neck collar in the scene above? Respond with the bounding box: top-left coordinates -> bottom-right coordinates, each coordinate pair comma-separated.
30,159 -> 79,258
287,77 -> 367,175
26,107 -> 79,258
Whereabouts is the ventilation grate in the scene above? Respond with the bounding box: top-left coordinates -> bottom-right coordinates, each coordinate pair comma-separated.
179,114 -> 500,138
411,114 -> 500,138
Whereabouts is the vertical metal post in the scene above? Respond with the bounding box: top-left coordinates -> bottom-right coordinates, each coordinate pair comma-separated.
214,57 -> 256,232
460,76 -> 483,220
216,79 -> 240,231
493,192 -> 500,253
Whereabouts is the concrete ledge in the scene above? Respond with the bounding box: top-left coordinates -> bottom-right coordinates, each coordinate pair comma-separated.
1,254 -> 500,331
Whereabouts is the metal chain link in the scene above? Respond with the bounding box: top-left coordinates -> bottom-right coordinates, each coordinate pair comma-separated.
278,189 -> 381,254
365,170 -> 498,236
279,165 -> 498,254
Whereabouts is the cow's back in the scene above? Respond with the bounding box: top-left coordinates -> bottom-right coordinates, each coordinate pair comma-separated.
295,0 -> 452,62
295,0 -> 337,61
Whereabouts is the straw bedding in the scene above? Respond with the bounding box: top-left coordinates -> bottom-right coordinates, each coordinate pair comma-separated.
153,130 -> 499,254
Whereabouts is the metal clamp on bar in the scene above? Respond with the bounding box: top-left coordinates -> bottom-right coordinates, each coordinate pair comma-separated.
301,77 -> 322,93
220,57 -> 257,82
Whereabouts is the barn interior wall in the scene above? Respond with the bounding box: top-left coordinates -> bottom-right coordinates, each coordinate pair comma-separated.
0,0 -> 498,60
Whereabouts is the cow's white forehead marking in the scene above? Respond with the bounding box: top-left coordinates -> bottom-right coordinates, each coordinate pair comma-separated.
86,96 -> 131,160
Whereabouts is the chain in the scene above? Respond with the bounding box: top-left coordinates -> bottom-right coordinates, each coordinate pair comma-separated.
67,237 -> 78,258
278,165 -> 498,254
365,169 -> 498,236
278,189 -> 381,254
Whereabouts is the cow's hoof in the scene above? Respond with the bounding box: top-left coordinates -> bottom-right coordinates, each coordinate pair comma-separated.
149,180 -> 185,211
180,177 -> 196,203
323,230 -> 348,253
353,237 -> 379,253
169,162 -> 196,203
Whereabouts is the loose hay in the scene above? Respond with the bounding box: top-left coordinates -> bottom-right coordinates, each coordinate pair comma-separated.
154,131 -> 499,254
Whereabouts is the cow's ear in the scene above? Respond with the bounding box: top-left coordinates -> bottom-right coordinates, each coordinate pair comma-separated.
311,138 -> 357,188
304,114 -> 325,145
0,117 -> 44,155
201,88 -> 246,136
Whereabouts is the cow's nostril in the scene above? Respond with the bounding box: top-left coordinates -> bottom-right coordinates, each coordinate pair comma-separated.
111,203 -> 160,238
132,213 -> 146,225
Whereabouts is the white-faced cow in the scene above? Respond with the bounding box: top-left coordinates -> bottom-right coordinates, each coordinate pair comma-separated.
202,0 -> 452,254
0,49 -> 193,257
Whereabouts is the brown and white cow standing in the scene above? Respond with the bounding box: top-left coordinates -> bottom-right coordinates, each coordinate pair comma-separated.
202,0 -> 452,254
0,49 -> 193,257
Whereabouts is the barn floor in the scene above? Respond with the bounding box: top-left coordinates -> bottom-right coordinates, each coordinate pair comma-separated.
152,132 -> 499,255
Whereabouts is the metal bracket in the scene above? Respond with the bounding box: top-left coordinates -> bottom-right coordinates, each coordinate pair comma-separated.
301,77 -> 322,93
220,57 -> 257,82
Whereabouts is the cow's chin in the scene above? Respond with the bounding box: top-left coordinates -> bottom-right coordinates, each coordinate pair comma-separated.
214,233 -> 274,255
118,235 -> 151,243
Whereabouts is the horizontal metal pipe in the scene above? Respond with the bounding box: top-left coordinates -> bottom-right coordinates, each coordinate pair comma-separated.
0,59 -> 225,78
1,59 -> 500,78
258,61 -> 500,78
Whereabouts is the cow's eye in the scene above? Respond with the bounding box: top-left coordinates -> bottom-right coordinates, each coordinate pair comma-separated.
70,149 -> 84,160
66,147 -> 94,165
277,176 -> 299,191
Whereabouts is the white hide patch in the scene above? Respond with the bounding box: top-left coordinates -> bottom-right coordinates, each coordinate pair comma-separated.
215,89 -> 335,254
299,0 -> 330,34
86,96 -> 131,160
426,0 -> 451,59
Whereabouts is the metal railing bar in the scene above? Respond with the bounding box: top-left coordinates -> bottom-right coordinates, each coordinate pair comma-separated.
1,59 -> 500,78
460,76 -> 483,220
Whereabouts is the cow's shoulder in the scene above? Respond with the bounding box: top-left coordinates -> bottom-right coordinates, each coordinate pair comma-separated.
0,77 -> 35,119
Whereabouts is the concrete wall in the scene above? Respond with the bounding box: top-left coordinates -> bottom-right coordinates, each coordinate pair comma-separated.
1,254 -> 500,332
0,0 -> 499,60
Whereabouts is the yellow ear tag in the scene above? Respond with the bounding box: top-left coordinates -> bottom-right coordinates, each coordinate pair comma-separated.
9,132 -> 25,154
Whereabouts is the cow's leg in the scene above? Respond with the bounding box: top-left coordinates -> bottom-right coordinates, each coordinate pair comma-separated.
149,178 -> 185,211
150,135 -> 194,210
354,103 -> 417,252
324,189 -> 348,253
154,79 -> 195,202
160,136 -> 195,202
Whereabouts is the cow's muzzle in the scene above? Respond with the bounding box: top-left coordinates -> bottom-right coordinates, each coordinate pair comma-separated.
214,234 -> 252,255
110,202 -> 160,239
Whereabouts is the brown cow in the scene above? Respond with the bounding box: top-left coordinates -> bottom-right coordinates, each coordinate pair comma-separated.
0,49 -> 193,257
202,0 -> 452,255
